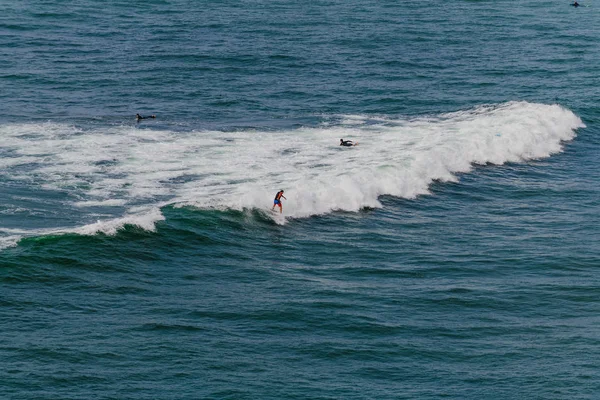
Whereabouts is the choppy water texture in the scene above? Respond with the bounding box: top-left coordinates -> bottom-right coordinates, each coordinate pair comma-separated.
1,1 -> 600,399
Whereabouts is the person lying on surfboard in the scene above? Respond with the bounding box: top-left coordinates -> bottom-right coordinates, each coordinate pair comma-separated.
136,113 -> 156,121
340,138 -> 356,147
272,190 -> 286,214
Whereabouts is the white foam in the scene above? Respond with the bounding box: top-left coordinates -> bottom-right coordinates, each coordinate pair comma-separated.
0,208 -> 165,250
0,235 -> 21,250
73,199 -> 128,207
73,208 -> 165,236
0,102 -> 585,241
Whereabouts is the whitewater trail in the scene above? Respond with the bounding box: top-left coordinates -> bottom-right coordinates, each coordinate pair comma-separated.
0,101 -> 585,246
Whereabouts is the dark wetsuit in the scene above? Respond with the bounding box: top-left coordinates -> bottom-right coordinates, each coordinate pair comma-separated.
136,114 -> 156,121
340,140 -> 354,147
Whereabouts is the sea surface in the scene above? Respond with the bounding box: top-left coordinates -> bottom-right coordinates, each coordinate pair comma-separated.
1,1 -> 599,399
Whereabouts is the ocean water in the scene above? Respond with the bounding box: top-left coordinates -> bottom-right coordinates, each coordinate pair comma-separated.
1,0 -> 599,399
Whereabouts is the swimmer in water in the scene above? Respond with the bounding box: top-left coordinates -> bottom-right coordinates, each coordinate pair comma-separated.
136,113 -> 156,121
340,139 -> 355,147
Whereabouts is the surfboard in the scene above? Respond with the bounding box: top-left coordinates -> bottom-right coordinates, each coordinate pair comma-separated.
268,208 -> 285,224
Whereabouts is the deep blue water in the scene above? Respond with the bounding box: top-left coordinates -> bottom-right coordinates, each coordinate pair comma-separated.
1,1 -> 600,399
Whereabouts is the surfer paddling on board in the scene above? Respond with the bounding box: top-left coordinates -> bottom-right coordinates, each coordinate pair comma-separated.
571,1 -> 580,6
136,113 -> 156,122
340,138 -> 356,147
272,190 -> 286,214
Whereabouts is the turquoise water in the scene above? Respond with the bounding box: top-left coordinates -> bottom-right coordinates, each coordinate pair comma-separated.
1,1 -> 599,399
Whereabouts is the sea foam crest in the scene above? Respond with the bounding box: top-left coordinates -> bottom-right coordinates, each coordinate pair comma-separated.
0,101 -> 585,242
186,101 -> 583,219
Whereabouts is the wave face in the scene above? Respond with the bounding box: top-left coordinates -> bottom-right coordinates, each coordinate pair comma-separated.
0,101 -> 584,246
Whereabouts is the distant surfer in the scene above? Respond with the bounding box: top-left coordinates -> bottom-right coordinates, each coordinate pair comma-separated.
571,1 -> 580,6
340,138 -> 356,147
136,113 -> 156,121
272,190 -> 286,214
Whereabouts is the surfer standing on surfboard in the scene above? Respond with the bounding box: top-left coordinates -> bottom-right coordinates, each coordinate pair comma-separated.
272,190 -> 286,214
